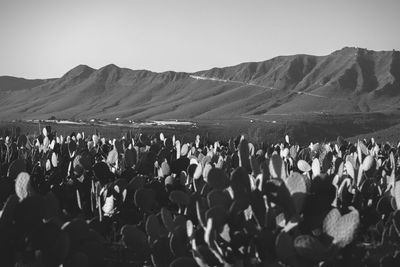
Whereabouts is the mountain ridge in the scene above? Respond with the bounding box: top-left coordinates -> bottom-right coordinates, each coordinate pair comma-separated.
0,47 -> 399,121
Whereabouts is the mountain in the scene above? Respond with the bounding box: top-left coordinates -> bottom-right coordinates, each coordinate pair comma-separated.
0,76 -> 54,91
0,47 -> 399,121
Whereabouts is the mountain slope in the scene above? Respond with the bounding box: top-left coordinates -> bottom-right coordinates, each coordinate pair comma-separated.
0,76 -> 54,91
0,47 -> 399,121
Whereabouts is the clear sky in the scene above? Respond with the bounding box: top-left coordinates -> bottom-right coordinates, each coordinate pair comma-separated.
1,0 -> 399,79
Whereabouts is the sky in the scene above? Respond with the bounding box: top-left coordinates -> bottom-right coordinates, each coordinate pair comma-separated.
1,0 -> 399,79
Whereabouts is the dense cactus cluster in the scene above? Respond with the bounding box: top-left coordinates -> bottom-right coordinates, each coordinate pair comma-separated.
0,127 -> 400,267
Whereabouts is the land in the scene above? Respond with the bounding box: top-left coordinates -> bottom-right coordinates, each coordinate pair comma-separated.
1,110 -> 400,146
1,47 -> 399,144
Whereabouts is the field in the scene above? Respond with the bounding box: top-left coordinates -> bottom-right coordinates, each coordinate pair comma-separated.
2,111 -> 400,267
2,110 -> 400,145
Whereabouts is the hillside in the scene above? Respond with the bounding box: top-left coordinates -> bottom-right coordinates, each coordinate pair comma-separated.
0,47 -> 399,121
0,76 -> 54,91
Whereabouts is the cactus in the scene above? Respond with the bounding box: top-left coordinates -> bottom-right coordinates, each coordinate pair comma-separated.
334,158 -> 344,176
250,189 -> 266,227
230,167 -> 251,199
127,175 -> 145,193
285,172 -> 307,214
61,218 -> 90,249
322,208 -> 342,233
146,214 -> 162,241
0,194 -> 19,226
239,138 -> 251,173
297,160 -> 311,173
229,198 -> 250,217
394,180 -> 400,210
294,234 -> 331,261
376,195 -> 394,216
169,190 -> 190,207
102,195 -> 115,215
193,164 -> 203,180
207,189 -> 232,209
203,217 -> 224,263
173,214 -> 187,230
161,207 -> 176,233
362,155 -> 376,172
380,255 -> 398,267
322,207 -> 360,248
200,183 -> 212,197
219,223 -> 231,243
250,155 -> 261,176
14,195 -> 46,236
15,172 -> 35,200
269,154 -> 285,179
391,195 -> 398,210
205,206 -> 227,231
120,224 -> 150,258
134,188 -> 156,212
64,252 -> 89,267
275,231 -> 297,265
337,177 -> 353,208
321,151 -> 333,173
186,219 -> 194,240
207,168 -> 229,190
78,240 -> 106,267
39,225 -> 71,267
358,141 -> 369,156
196,198 -> 208,229
388,223 -> 400,243
192,244 -> 221,267
282,147 -> 290,159
312,158 -> 321,177
43,191 -> 61,220
290,145 -> 298,159
215,155 -> 225,169
150,236 -> 174,267
393,210 -> 400,236
169,225 -> 188,257
7,127 -> 400,266
253,228 -> 275,262
277,179 -> 298,221
7,158 -> 27,180
202,163 -> 213,182
170,257 -> 199,267
345,161 -> 355,180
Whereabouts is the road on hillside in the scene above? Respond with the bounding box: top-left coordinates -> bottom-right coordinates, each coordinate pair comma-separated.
189,75 -> 328,98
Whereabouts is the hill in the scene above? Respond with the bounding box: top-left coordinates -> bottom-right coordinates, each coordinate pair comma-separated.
0,47 -> 399,121
0,76 -> 54,91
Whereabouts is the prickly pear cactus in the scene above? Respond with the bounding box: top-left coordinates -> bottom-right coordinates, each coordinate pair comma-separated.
0,194 -> 19,225
297,160 -> 311,173
312,158 -> 321,177
120,224 -> 150,258
161,207 -> 175,233
269,154 -> 286,179
345,161 -> 355,180
285,172 -> 307,214
15,172 -> 35,200
323,207 -> 360,248
150,236 -> 173,267
169,225 -> 188,257
169,190 -> 190,207
207,168 -> 229,190
275,231 -> 297,265
146,214 -> 162,241
362,155 -> 375,172
238,138 -> 251,173
393,210 -> 400,236
294,234 -> 331,261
